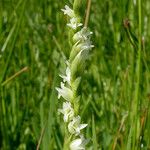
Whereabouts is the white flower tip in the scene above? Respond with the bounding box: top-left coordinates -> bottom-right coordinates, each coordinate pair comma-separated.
55,87 -> 59,91
61,5 -> 74,17
70,139 -> 82,150
70,136 -> 89,150
59,67 -> 71,85
55,86 -> 62,99
79,124 -> 88,130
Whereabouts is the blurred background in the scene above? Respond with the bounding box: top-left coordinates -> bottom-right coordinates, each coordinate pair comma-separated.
0,0 -> 150,149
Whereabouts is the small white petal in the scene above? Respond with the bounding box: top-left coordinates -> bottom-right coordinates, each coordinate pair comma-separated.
67,18 -> 82,30
73,27 -> 93,42
61,5 -> 75,17
68,116 -> 87,136
58,102 -> 74,122
70,139 -> 83,150
70,135 -> 88,150
80,39 -> 94,51
79,124 -> 88,130
59,67 -> 71,85
56,82 -> 73,101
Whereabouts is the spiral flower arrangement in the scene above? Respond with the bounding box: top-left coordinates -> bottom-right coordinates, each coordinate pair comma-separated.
56,1 -> 94,149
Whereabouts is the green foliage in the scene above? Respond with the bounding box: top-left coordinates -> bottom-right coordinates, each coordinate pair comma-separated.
0,0 -> 150,149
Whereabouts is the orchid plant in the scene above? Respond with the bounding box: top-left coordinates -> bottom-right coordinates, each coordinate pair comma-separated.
56,1 -> 93,149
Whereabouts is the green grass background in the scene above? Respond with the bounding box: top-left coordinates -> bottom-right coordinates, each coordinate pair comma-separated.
0,0 -> 150,149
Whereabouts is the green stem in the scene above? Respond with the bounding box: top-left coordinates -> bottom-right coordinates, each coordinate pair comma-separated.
73,0 -> 82,20
132,0 -> 142,149
63,126 -> 72,150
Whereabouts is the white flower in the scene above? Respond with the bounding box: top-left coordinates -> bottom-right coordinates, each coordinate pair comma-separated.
70,135 -> 89,150
73,27 -> 93,42
70,139 -> 85,150
56,82 -> 73,101
67,17 -> 83,30
79,39 -> 94,51
61,5 -> 75,18
59,67 -> 71,85
68,116 -> 88,136
58,102 -> 74,122
70,39 -> 94,63
72,47 -> 91,67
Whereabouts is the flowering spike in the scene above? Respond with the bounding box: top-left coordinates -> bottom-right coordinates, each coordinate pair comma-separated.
56,2 -> 94,149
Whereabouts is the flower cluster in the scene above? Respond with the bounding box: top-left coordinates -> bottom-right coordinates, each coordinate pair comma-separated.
56,4 -> 93,150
